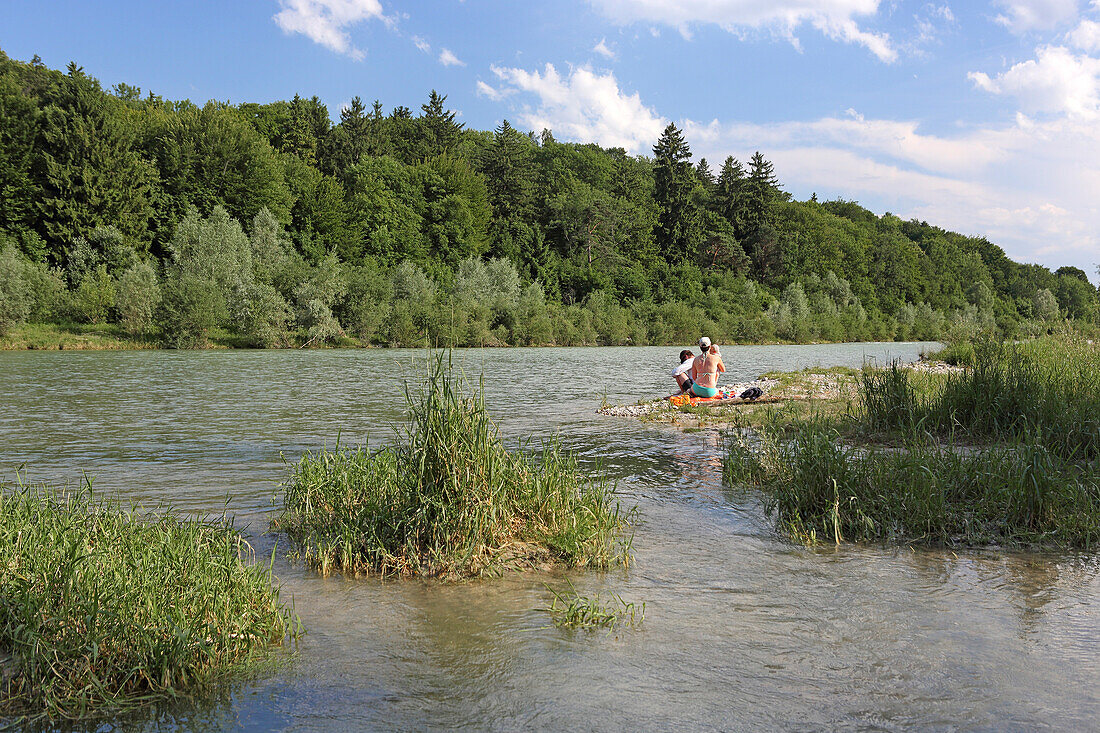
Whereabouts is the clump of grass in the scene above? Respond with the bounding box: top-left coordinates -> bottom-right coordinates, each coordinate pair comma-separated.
858,360 -> 923,433
859,337 -> 1100,459
543,582 -> 644,630
274,353 -> 633,578
923,340 -> 975,366
0,481 -> 297,723
725,421 -> 1100,549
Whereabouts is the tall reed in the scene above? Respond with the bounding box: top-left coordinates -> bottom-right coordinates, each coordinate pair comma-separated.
0,482 -> 297,722
860,337 -> 1100,459
274,353 -> 632,578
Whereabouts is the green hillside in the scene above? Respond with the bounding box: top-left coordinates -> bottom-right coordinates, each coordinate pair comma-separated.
1,51 -> 1096,347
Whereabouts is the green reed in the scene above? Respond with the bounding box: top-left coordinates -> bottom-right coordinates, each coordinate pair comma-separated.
274,353 -> 633,578
0,481 -> 297,723
725,420 -> 1100,549
543,582 -> 644,630
860,337 -> 1100,459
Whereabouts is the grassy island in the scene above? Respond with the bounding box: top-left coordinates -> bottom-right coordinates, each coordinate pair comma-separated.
723,337 -> 1100,549
0,484 -> 297,723
274,356 -> 632,578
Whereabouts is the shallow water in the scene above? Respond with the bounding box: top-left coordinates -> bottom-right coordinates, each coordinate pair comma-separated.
2,343 -> 1098,731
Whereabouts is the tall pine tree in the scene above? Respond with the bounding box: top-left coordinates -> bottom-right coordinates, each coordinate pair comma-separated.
420,90 -> 464,158
714,156 -> 746,237
652,123 -> 702,262
36,63 -> 157,255
743,151 -> 781,234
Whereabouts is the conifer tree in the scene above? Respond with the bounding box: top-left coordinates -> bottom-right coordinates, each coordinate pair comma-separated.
652,123 -> 702,262
695,157 -> 715,192
418,90 -> 464,158
743,151 -> 784,235
714,155 -> 746,237
36,64 -> 157,251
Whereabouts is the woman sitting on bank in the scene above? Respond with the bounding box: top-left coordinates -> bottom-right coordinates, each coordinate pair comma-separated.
689,337 -> 725,398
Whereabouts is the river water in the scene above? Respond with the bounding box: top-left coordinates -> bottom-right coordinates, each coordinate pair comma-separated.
2,343 -> 1098,731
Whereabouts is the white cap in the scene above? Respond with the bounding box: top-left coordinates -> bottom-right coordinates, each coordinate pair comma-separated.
699,336 -> 711,348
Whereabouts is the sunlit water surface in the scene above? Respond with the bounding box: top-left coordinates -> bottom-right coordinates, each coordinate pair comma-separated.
1,344 -> 1098,731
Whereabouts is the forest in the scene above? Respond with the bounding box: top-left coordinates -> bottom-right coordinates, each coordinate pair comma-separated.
0,50 -> 1097,348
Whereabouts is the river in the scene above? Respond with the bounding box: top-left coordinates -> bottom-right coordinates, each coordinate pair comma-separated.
2,343 -> 1098,731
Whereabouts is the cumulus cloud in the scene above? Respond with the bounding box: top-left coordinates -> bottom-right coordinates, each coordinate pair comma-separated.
683,113 -> 1018,176
1067,18 -> 1100,50
439,48 -> 465,66
683,112 -> 1100,277
476,80 -> 503,100
490,63 -> 667,152
594,38 -> 616,58
273,0 -> 386,60
412,35 -> 431,53
588,0 -> 897,62
993,0 -> 1079,33
969,45 -> 1100,119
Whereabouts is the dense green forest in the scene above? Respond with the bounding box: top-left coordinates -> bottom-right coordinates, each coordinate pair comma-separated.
0,50 -> 1097,348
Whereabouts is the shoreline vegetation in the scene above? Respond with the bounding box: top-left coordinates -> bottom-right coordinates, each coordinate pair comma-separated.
604,336 -> 1100,550
1,53 -> 1098,354
0,321 -> 946,352
0,482 -> 298,723
273,354 -> 633,578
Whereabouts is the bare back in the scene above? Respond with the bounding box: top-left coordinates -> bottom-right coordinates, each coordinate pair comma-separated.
690,351 -> 725,388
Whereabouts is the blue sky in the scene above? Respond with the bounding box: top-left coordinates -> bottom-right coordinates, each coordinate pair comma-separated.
3,0 -> 1099,283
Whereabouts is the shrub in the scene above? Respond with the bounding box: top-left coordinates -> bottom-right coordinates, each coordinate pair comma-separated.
158,273 -> 222,348
116,261 -> 161,336
0,244 -> 31,335
232,280 -> 289,347
22,260 -> 67,323
71,265 -> 117,324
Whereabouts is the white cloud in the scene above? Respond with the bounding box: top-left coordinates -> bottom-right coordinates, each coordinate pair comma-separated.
594,38 -> 616,58
273,0 -> 386,60
491,63 -> 667,152
476,80 -> 503,100
993,0 -> 1079,33
683,112 -> 1100,280
969,45 -> 1100,119
412,35 -> 431,53
908,3 -> 957,51
588,0 -> 897,62
439,48 -> 465,66
683,114 -> 1018,176
1067,18 -> 1100,50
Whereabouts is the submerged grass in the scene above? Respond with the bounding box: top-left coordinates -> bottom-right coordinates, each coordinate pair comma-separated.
726,422 -> 1100,548
543,582 -> 644,630
0,481 -> 297,723
274,353 -> 633,578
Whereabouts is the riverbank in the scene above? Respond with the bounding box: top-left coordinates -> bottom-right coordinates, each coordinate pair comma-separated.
597,358 -> 965,427
0,321 -> 941,351
601,337 -> 1100,549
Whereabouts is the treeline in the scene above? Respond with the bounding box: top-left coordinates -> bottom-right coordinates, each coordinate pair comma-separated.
0,50 -> 1097,347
